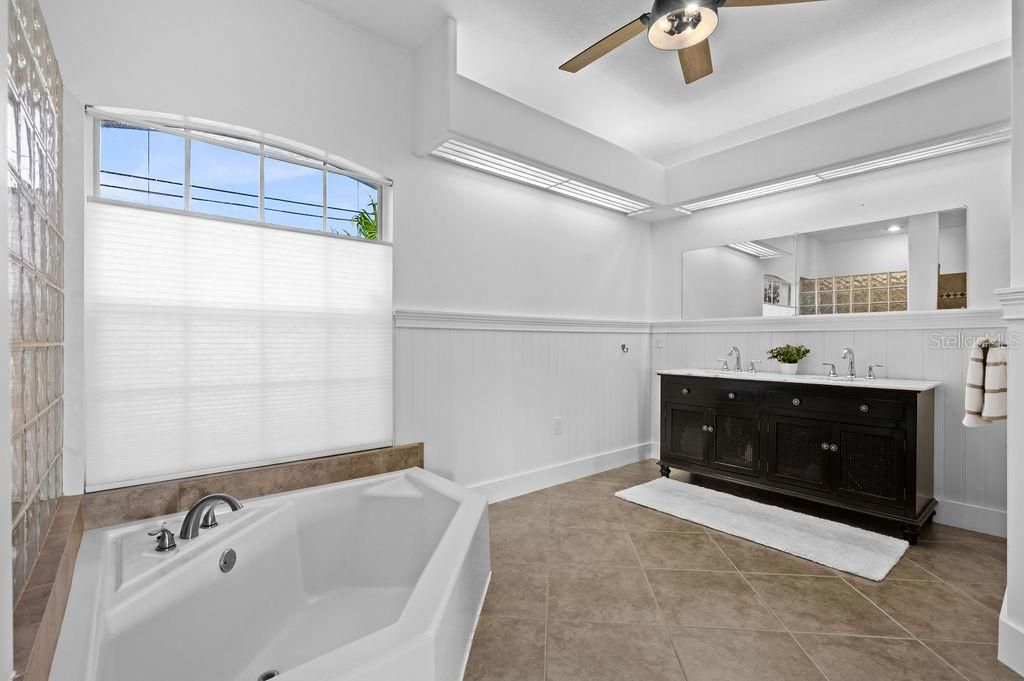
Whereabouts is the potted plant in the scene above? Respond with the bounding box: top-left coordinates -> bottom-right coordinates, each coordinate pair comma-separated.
767,344 -> 810,375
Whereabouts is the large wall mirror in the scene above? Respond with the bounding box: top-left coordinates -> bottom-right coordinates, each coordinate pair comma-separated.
681,208 -> 967,321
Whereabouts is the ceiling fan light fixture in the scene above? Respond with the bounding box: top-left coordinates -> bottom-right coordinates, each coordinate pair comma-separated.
647,0 -> 719,50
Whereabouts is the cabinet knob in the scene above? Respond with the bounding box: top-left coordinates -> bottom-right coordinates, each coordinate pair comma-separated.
728,392 -> 736,400
792,398 -> 801,406
821,442 -> 829,451
707,425 -> 714,433
830,444 -> 838,452
701,425 -> 708,432
859,404 -> 870,413
681,387 -> 690,396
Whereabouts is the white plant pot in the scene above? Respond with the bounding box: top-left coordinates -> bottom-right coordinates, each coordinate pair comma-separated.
779,363 -> 799,375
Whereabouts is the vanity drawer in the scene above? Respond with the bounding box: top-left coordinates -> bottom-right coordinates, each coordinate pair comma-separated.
767,390 -> 904,423
662,377 -> 759,406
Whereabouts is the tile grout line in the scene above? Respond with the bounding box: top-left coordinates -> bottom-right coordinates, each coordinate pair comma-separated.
623,506 -> 691,681
839,575 -> 972,681
706,532 -> 833,681
906,548 -> 1007,616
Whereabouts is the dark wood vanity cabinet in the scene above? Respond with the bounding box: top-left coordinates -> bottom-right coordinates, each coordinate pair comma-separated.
659,374 -> 936,543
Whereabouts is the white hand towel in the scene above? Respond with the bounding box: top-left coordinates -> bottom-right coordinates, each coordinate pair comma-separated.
963,339 -> 988,427
964,337 -> 1008,427
981,345 -> 1007,422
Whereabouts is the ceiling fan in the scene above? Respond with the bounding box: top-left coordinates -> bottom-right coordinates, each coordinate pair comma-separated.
560,0 -> 824,85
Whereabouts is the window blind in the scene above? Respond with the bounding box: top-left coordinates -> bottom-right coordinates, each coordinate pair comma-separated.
84,201 -> 393,490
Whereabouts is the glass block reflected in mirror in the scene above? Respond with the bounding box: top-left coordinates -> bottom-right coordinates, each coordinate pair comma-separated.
8,0 -> 64,604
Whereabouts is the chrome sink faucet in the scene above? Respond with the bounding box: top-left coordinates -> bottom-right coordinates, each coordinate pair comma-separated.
841,347 -> 856,378
179,493 -> 244,540
727,346 -> 742,372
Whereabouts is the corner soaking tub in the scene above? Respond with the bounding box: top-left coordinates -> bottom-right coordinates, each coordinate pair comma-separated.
51,468 -> 490,681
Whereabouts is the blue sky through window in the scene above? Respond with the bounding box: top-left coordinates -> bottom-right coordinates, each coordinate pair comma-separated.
99,122 -> 185,209
97,121 -> 381,238
189,140 -> 259,222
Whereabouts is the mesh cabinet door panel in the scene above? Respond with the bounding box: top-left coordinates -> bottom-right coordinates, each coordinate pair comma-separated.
835,426 -> 904,506
666,405 -> 707,465
768,416 -> 830,491
711,412 -> 757,475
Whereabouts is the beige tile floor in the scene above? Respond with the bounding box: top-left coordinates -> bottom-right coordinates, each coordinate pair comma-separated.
465,460 -> 1018,681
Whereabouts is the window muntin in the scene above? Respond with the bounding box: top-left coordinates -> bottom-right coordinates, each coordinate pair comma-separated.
189,139 -> 259,222
264,156 -> 324,231
98,121 -> 185,209
327,170 -> 379,239
94,117 -> 385,240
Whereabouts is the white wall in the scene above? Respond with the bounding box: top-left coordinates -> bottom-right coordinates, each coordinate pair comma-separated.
804,233 -> 909,279
651,143 -> 1010,318
940,225 -> 968,273
39,0 -> 653,493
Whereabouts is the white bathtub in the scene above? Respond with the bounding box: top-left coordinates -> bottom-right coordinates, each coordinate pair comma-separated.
52,468 -> 491,681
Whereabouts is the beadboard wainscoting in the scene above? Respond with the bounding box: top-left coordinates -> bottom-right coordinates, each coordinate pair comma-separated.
651,309 -> 1009,536
394,310 -> 654,502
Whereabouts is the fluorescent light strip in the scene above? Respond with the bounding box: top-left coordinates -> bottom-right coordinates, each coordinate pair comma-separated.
549,180 -> 648,213
727,241 -> 785,259
816,125 -> 1011,180
675,125 -> 1011,214
433,140 -> 567,188
432,139 -> 650,215
680,175 -> 823,212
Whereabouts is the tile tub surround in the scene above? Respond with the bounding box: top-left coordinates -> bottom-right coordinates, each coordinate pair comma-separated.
12,495 -> 83,681
82,444 -> 423,529
466,460 -> 1016,681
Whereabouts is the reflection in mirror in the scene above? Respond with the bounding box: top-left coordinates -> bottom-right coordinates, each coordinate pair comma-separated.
679,208 -> 967,321
681,236 -> 796,320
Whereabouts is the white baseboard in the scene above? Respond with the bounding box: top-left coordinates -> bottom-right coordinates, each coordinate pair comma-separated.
933,498 -> 1007,537
470,442 -> 656,503
1000,600 -> 1024,675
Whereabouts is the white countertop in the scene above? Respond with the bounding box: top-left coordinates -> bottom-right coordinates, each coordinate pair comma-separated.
657,368 -> 940,392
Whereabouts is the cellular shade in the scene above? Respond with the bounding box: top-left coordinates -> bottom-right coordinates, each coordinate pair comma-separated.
84,201 -> 393,490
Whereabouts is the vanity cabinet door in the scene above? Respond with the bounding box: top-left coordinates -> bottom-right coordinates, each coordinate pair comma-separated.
831,423 -> 906,509
708,409 -> 759,476
662,403 -> 709,466
766,415 -> 831,493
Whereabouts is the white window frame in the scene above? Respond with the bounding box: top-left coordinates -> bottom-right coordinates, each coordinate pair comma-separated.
87,109 -> 393,244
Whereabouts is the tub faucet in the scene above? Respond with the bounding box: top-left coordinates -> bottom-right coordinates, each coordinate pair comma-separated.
841,347 -> 856,378
727,346 -> 742,372
179,493 -> 244,540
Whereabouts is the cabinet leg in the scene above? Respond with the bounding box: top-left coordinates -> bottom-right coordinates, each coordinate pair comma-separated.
900,524 -> 920,546
924,511 -> 936,526
659,464 -> 671,479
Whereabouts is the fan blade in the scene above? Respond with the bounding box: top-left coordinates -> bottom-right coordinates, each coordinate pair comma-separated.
678,39 -> 713,84
560,15 -> 648,73
723,0 -> 823,6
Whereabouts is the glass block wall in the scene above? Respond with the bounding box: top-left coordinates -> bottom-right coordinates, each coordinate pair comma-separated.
7,0 -> 63,602
798,271 -> 907,315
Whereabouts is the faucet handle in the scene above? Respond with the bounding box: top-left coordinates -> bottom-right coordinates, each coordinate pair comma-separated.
148,526 -> 177,552
748,360 -> 762,373
200,505 -> 219,529
821,362 -> 838,378
716,358 -> 730,371
866,364 -> 884,379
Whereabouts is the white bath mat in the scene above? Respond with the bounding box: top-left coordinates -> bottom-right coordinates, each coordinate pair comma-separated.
616,477 -> 908,581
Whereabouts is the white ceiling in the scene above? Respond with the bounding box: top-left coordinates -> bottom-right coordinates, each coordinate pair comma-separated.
302,0 -> 1010,163
810,207 -> 967,243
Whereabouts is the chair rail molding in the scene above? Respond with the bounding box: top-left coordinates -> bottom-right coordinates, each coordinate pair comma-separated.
652,308 -> 1006,334
394,308 -> 652,334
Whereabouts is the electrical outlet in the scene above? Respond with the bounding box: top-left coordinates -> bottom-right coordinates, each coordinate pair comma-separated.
553,416 -> 563,435
654,336 -> 664,349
